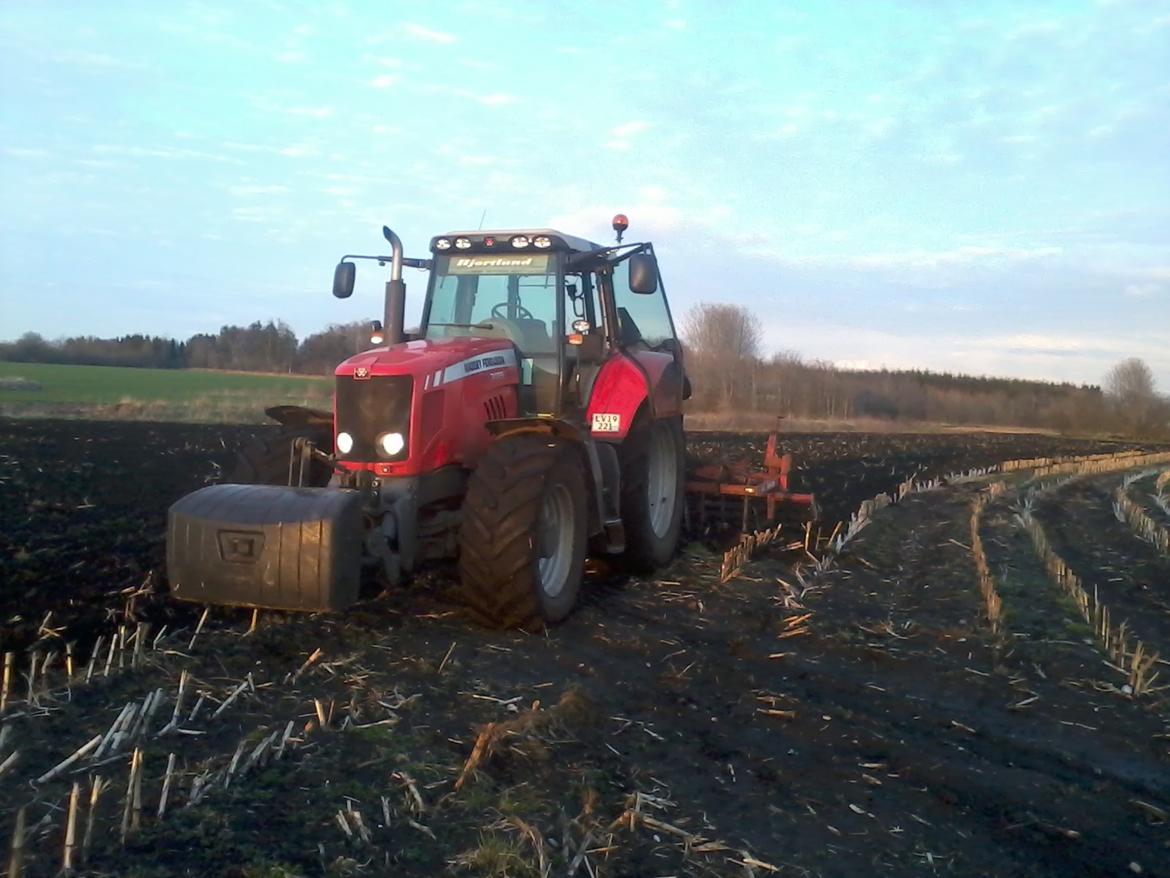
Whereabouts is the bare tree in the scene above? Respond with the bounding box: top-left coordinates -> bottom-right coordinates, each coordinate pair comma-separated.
681,303 -> 763,408
1105,358 -> 1155,403
1105,357 -> 1158,435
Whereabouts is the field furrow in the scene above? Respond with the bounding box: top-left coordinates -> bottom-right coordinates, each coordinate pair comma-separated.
1035,475 -> 1170,656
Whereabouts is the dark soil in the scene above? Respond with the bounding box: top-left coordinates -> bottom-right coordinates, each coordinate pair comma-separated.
1035,474 -> 1170,656
2,419 -> 1168,877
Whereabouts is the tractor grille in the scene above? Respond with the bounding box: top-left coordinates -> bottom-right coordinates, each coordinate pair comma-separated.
484,394 -> 507,421
335,375 -> 413,461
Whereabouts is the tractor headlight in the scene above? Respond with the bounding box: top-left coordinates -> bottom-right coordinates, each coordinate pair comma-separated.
434,237 -> 452,250
336,432 -> 354,454
379,432 -> 405,457
510,235 -> 530,248
533,235 -> 552,249
455,237 -> 472,250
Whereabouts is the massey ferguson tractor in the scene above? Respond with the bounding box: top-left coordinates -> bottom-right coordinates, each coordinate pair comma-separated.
167,216 -> 691,630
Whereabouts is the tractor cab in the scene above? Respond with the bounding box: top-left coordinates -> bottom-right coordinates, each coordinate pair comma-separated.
421,228 -> 678,419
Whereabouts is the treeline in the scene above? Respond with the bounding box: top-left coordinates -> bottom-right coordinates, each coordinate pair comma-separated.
740,354 -> 1114,433
683,303 -> 1169,438
0,321 -> 374,376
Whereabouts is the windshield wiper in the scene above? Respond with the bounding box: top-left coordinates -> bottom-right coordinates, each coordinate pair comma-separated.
428,322 -> 496,329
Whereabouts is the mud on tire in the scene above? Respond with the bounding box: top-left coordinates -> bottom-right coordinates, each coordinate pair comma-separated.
620,414 -> 685,572
458,435 -> 587,631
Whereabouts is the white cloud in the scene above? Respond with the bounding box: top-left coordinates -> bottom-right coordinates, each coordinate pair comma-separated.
3,147 -> 50,159
459,58 -> 497,71
752,317 -> 1169,385
227,184 -> 289,197
231,206 -> 277,223
1124,282 -> 1162,297
1128,266 -> 1170,281
404,23 -> 457,44
549,195 -> 708,241
284,106 -> 334,119
862,117 -> 895,141
742,243 -> 1065,273
1007,17 -> 1066,40
756,123 -> 801,140
611,120 -> 650,138
847,245 -> 1063,271
978,333 -> 1087,353
50,50 -> 146,71
666,18 -> 687,30
425,85 -> 520,107
370,74 -> 398,88
220,140 -> 272,153
478,93 -> 518,106
605,120 -> 651,151
91,144 -> 241,164
278,144 -> 319,158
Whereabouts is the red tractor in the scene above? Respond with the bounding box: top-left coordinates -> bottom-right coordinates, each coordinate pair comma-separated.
167,216 -> 691,630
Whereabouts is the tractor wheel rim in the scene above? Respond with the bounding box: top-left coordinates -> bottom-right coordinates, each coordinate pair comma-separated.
647,423 -> 678,539
537,483 -> 574,598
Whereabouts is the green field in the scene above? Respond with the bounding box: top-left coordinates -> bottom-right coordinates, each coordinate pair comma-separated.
0,362 -> 331,422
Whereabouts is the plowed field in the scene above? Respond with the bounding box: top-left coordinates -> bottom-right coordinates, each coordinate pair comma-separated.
2,419 -> 1167,878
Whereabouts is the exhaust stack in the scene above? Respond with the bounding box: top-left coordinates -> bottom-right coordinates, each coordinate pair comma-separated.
382,226 -> 406,346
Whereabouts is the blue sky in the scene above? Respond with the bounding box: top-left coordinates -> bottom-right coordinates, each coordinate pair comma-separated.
1,1 -> 1167,388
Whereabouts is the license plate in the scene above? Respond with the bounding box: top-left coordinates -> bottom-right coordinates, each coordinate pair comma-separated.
591,413 -> 621,433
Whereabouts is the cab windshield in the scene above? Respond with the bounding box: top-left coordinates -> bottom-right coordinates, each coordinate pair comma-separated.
423,253 -> 561,356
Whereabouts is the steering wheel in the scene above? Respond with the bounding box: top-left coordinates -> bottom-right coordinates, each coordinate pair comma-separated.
491,302 -> 533,320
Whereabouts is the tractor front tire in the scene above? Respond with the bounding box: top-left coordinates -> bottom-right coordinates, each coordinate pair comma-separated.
458,435 -> 587,631
620,414 -> 685,572
227,428 -> 333,486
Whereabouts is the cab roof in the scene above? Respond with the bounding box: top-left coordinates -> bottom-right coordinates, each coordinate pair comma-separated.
433,229 -> 601,254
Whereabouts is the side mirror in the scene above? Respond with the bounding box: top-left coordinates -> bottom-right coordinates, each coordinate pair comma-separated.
333,261 -> 356,299
628,253 -> 658,295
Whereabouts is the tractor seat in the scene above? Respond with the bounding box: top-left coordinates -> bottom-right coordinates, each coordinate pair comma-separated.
513,318 -> 555,355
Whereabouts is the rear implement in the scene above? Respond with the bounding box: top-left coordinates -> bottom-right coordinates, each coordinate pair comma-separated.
686,430 -> 818,532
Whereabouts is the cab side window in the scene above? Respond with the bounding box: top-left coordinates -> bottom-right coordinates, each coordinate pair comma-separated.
610,256 -> 676,347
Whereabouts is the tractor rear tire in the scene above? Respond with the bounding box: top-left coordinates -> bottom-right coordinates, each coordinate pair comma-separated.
458,435 -> 588,631
619,414 -> 685,572
227,428 -> 333,486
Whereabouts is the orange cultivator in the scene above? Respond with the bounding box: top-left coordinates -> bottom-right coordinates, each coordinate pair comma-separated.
686,431 -> 818,532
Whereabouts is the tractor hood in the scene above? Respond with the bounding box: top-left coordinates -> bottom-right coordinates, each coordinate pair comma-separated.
335,336 -> 518,384
332,335 -> 521,477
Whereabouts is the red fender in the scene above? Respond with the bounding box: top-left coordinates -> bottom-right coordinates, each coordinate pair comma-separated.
587,351 -> 682,440
633,350 -> 685,420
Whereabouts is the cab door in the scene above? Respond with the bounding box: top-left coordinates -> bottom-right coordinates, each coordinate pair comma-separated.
585,245 -> 688,439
